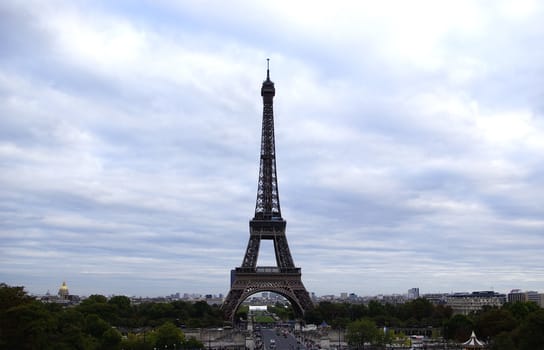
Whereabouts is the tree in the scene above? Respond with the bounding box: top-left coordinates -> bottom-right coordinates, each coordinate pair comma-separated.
490,332 -> 516,350
77,295 -> 117,323
86,314 -> 111,338
183,336 -> 204,349
502,301 -> 539,321
154,321 -> 185,348
137,302 -> 175,327
367,301 -> 386,318
83,295 -> 108,304
108,295 -> 131,316
304,307 -> 322,325
56,308 -> 93,349
3,301 -> 56,350
0,283 -> 34,310
516,309 -> 544,350
191,301 -> 210,318
313,301 -> 350,324
347,318 -> 380,349
476,308 -> 516,339
376,328 -> 395,348
120,333 -> 154,350
432,304 -> 453,321
234,304 -> 248,322
331,316 -> 350,330
349,303 -> 368,321
407,298 -> 433,321
100,327 -> 122,350
267,302 -> 294,320
444,314 -> 473,341
171,300 -> 191,323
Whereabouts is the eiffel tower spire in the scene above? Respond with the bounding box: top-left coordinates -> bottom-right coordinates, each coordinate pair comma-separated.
255,58 -> 281,220
244,63 -> 294,270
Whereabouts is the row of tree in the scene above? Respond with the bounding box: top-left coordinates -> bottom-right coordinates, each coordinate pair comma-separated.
0,283 -> 215,350
304,299 -> 544,349
304,298 -> 451,328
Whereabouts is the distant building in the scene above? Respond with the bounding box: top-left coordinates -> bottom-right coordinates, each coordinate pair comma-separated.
508,289 -> 528,303
445,291 -> 506,315
509,290 -> 543,307
381,294 -> 407,304
40,281 -> 79,305
525,291 -> 541,306
407,288 -> 420,299
205,296 -> 223,306
422,293 -> 448,304
58,281 -> 69,299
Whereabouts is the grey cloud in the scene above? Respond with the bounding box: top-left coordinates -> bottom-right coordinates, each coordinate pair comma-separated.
1,1 -> 544,297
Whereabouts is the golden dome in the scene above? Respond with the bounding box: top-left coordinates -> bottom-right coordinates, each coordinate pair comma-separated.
58,281 -> 69,298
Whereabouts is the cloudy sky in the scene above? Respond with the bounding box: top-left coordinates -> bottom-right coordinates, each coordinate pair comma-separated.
1,0 -> 544,298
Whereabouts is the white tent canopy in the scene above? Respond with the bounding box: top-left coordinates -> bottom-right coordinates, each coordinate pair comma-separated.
462,331 -> 485,348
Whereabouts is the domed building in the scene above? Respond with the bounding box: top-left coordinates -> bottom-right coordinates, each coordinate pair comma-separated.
58,281 -> 69,299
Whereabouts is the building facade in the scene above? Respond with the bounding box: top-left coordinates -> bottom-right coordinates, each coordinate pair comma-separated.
445,291 -> 506,315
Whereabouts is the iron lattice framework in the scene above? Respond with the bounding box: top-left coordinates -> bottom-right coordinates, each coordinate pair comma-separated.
222,63 -> 313,321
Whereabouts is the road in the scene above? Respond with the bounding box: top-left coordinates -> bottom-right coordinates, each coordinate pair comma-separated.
259,328 -> 305,350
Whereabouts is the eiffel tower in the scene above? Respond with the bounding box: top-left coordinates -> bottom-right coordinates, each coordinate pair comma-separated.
222,61 -> 313,321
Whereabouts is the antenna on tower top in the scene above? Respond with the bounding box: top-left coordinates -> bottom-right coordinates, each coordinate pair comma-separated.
266,58 -> 270,80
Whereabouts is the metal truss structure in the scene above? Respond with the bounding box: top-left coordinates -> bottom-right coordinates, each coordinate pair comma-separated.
222,63 -> 313,322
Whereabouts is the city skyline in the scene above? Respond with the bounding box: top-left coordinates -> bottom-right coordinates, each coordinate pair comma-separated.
1,1 -> 544,297
28,280 -> 538,300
